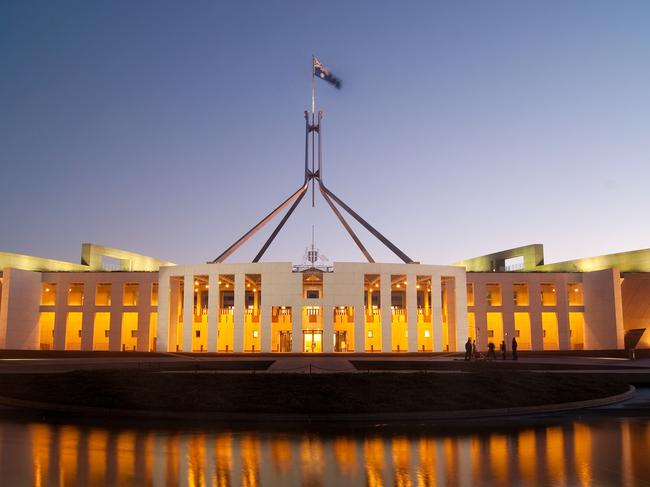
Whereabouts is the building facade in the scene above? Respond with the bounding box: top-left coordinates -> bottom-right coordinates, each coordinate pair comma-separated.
0,243 -> 648,352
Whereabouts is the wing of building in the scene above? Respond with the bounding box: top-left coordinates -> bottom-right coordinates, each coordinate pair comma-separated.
0,243 -> 649,352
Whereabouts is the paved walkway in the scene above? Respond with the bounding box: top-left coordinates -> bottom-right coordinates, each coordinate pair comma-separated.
0,353 -> 649,374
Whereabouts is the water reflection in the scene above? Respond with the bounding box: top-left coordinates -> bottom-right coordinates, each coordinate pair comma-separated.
0,417 -> 649,486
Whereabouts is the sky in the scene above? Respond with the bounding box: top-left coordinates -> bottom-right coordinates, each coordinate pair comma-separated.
1,1 -> 649,266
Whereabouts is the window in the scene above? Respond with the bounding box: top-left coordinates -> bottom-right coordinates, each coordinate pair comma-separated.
195,330 -> 201,338
131,330 -> 138,338
515,330 -> 521,337
540,284 -> 557,306
513,283 -> 529,306
487,330 -> 494,338
123,283 -> 139,307
486,283 -> 502,306
96,283 -> 112,306
466,283 -> 474,306
306,290 -> 319,299
40,283 -> 57,306
151,283 -> 159,306
568,283 -> 583,306
104,330 -> 110,338
67,283 -> 84,306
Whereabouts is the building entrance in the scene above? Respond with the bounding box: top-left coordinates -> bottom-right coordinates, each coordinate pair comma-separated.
278,331 -> 292,352
334,330 -> 348,352
303,329 -> 322,353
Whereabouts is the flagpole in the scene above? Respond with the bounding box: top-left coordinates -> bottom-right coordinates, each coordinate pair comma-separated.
311,55 -> 316,115
311,56 -> 316,206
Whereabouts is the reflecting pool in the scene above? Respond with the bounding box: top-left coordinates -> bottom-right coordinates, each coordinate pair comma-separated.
1,414 -> 650,486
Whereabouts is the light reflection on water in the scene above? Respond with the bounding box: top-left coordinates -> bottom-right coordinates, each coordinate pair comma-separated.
2,416 -> 650,486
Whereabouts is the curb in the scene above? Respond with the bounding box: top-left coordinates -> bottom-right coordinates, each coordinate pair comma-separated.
0,386 -> 636,422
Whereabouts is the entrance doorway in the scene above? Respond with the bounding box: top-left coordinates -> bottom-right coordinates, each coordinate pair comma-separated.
303,329 -> 322,353
334,331 -> 348,352
278,331 -> 292,352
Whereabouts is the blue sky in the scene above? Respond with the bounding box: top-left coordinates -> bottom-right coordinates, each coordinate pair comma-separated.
1,1 -> 649,265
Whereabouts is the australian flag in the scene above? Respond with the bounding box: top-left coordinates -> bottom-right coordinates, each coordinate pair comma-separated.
313,56 -> 342,89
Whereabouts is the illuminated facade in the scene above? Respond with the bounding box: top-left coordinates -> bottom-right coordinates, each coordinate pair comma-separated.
0,242 -> 649,352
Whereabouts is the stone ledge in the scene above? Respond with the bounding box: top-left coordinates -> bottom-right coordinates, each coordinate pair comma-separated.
0,386 -> 635,422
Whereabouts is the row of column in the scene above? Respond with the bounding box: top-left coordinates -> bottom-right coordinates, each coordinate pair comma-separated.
471,281 -> 572,351
157,272 -> 467,353
50,284 -> 154,352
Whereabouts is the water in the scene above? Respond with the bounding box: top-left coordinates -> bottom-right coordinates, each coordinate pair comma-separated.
1,414 -> 650,486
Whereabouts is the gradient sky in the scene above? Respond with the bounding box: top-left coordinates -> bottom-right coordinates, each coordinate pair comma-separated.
1,1 -> 649,266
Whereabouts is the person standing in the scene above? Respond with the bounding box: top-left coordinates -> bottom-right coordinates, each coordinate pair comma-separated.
512,337 -> 518,360
487,342 -> 496,360
465,338 -> 472,361
500,340 -> 506,360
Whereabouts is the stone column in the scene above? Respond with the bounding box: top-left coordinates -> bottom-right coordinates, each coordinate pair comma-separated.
169,277 -> 181,351
472,281 -> 488,351
233,273 -> 245,352
556,278 -> 571,350
53,278 -> 68,350
137,280 -> 152,352
406,273 -> 417,352
291,301 -> 302,352
182,273 -> 194,352
354,282 -> 365,353
502,281 -> 515,353
454,274 -> 468,353
261,303 -> 272,353
108,282 -> 122,351
207,272 -> 219,352
322,305 -> 334,353
156,272 -> 169,352
80,283 -> 96,351
529,281 -> 544,350
432,276 -> 443,352
380,273 -> 392,352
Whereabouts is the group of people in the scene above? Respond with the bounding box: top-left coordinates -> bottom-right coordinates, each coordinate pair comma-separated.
464,337 -> 518,361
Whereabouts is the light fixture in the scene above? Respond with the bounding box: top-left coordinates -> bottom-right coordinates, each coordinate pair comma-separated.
375,283 -> 379,288
416,285 -> 420,289
367,330 -> 373,338
45,288 -> 50,292
225,284 -> 230,288
247,283 -> 250,288
205,285 -> 209,289
218,280 -> 222,285
574,288 -> 579,292
396,284 -> 401,288
194,288 -> 198,292
194,280 -> 199,286
424,330 -> 431,338
253,330 -> 259,338
404,281 -> 407,285
253,288 -> 257,292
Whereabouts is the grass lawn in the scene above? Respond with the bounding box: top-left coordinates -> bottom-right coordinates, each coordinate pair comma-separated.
0,370 -> 630,414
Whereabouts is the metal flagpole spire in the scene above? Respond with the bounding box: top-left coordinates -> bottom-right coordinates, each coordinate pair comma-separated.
210,56 -> 416,265
311,55 -> 316,207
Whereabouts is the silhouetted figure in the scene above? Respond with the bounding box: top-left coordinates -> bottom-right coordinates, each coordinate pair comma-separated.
472,340 -> 477,358
500,340 -> 506,360
512,337 -> 518,360
487,342 -> 496,360
465,338 -> 472,361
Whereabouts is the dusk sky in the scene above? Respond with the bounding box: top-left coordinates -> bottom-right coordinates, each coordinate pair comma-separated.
1,1 -> 649,266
